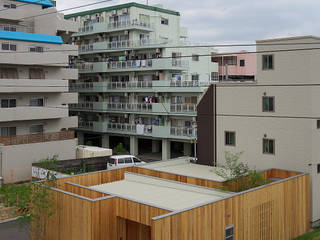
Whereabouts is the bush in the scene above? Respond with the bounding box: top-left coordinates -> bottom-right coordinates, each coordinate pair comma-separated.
113,143 -> 128,155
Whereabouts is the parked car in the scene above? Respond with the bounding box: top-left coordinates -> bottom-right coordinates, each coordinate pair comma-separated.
107,155 -> 145,169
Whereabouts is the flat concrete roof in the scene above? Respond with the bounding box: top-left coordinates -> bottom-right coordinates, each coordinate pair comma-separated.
90,172 -> 231,211
140,157 -> 227,182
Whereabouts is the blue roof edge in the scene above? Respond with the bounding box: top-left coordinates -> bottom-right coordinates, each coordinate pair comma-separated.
14,0 -> 54,7
0,31 -> 63,44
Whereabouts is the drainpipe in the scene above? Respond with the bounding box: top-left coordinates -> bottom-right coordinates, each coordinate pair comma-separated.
0,144 -> 3,187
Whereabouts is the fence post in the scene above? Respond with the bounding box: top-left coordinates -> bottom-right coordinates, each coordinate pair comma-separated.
10,169 -> 13,184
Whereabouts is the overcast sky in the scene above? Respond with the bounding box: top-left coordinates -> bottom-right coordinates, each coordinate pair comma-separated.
57,0 -> 320,51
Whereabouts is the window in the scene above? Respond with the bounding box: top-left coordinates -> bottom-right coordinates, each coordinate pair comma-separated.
262,96 -> 274,112
117,158 -> 125,164
161,17 -> 169,25
240,59 -> 245,67
225,131 -> 236,146
1,99 -> 16,108
318,164 -> 320,174
0,68 -> 18,79
3,3 -> 16,8
29,46 -> 43,52
29,125 -> 43,134
1,127 -> 16,136
192,54 -> 199,61
29,98 -> 44,107
262,54 -> 273,70
2,43 -> 16,51
29,68 -> 45,79
225,225 -> 234,240
133,157 -> 141,163
124,158 -> 132,164
211,72 -> 219,81
263,138 -> 275,154
317,120 -> 320,129
192,74 -> 199,81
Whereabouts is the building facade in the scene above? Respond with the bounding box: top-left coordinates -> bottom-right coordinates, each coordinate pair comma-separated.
0,0 -> 79,183
198,36 -> 320,226
65,2 -> 217,160
211,51 -> 256,81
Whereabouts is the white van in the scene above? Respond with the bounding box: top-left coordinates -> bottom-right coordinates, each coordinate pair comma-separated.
107,155 -> 145,169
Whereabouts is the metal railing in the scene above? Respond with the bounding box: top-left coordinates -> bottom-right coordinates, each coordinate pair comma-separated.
78,121 -> 94,129
78,20 -> 152,33
107,20 -> 152,30
107,59 -> 188,70
108,81 -> 152,89
170,104 -> 196,113
170,80 -> 211,87
107,123 -> 136,133
170,127 -> 194,137
0,130 -> 74,146
70,102 -> 94,110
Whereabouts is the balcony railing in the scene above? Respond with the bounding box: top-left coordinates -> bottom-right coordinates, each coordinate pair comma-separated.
170,80 -> 212,87
107,20 -> 152,30
106,103 -> 152,111
170,104 -> 196,113
170,127 -> 194,137
107,123 -> 136,133
78,20 -> 152,33
107,59 -> 188,70
109,81 -> 152,89
70,102 -> 93,110
0,130 -> 75,146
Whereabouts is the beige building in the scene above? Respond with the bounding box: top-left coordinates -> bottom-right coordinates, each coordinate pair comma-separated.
197,36 -> 320,227
0,0 -> 78,183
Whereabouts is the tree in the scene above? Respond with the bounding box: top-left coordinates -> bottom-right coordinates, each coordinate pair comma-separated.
113,143 -> 128,155
212,151 -> 268,192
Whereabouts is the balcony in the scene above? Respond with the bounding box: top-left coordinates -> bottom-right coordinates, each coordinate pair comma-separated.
170,127 -> 195,139
0,44 -> 77,67
78,59 -> 189,73
74,20 -> 153,36
71,102 -> 170,115
77,121 -> 195,140
0,130 -> 75,146
170,104 -> 197,113
70,80 -> 210,93
0,24 -> 33,33
0,107 -> 69,122
0,79 -> 69,93
79,39 -> 169,54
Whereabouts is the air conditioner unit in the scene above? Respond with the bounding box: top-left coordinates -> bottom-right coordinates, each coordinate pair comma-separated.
124,30 -> 129,35
124,114 -> 128,118
122,8 -> 128,14
111,10 -> 117,15
124,50 -> 129,55
156,48 -> 161,53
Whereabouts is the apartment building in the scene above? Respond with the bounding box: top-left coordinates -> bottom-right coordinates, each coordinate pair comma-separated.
211,51 -> 256,81
0,0 -> 79,183
197,36 -> 320,226
66,2 -> 217,160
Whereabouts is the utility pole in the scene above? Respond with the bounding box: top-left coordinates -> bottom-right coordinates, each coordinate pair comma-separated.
0,144 -> 3,187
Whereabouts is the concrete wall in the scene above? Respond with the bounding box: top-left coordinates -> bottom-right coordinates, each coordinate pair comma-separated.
0,138 -> 77,183
211,36 -> 320,224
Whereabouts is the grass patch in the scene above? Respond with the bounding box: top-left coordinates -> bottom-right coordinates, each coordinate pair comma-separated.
295,228 -> 320,240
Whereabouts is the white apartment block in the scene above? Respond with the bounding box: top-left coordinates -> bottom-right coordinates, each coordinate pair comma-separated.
66,3 -> 217,160
198,36 -> 320,226
0,0 -> 79,183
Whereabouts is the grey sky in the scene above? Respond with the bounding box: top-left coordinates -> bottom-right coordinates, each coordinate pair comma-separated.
57,0 -> 320,50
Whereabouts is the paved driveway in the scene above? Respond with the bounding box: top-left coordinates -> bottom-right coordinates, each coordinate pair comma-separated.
0,219 -> 29,240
